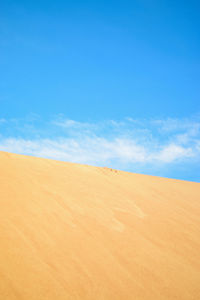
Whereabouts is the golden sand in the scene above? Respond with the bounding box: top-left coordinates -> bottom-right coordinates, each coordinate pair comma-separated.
0,151 -> 200,299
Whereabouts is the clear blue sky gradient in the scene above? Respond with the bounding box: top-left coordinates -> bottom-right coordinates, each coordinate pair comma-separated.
0,0 -> 200,181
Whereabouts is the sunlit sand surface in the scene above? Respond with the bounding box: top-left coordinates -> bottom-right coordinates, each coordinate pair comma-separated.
0,151 -> 200,299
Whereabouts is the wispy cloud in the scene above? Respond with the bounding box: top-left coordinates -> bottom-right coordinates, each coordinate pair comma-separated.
152,144 -> 194,163
0,116 -> 200,178
0,118 -> 6,124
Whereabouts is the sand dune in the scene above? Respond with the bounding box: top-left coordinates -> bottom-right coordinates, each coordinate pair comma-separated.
0,151 -> 200,299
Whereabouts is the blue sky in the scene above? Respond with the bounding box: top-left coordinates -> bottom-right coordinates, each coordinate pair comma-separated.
0,0 -> 200,181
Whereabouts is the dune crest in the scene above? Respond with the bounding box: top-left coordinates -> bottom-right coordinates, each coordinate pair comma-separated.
0,151 -> 200,300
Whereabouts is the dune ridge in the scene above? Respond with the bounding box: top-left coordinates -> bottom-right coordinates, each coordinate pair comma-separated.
0,151 -> 200,299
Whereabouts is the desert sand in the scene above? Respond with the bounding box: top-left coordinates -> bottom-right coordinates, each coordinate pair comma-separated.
0,151 -> 200,299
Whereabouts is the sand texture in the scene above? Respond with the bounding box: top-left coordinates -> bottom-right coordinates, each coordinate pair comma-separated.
0,151 -> 200,299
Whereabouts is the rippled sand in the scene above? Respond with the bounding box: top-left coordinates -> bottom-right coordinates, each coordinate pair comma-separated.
0,151 -> 200,300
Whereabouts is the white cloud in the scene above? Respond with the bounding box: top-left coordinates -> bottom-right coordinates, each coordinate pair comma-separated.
152,117 -> 200,134
0,116 -> 200,170
153,144 -> 194,163
54,119 -> 87,128
0,137 -> 198,167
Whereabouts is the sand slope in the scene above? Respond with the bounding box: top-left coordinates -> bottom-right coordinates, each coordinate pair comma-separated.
0,151 -> 200,300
